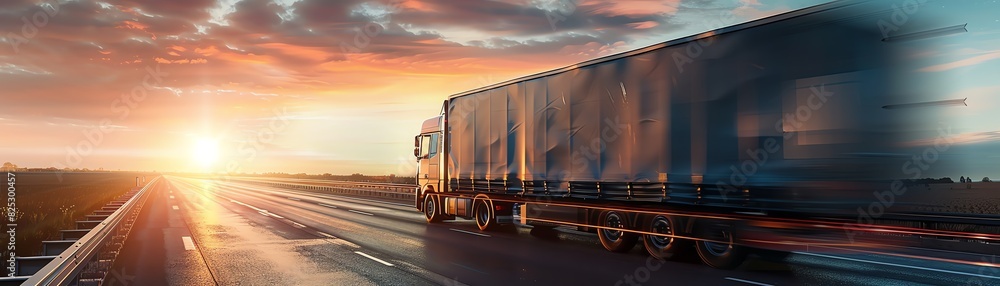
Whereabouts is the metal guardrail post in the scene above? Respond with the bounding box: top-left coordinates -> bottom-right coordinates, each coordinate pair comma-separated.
22,177 -> 160,286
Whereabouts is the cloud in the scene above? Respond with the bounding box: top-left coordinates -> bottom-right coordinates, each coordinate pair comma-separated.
919,50 -> 1000,72
0,0 -> 798,173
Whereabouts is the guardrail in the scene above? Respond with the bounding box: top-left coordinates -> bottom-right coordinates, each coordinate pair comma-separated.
237,178 -> 415,193
234,179 -> 417,201
9,177 -> 160,286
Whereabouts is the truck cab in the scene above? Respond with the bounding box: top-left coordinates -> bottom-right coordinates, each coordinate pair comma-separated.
414,115 -> 443,209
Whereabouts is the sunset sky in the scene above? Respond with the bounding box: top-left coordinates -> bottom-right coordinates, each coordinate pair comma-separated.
2,0 -> 832,175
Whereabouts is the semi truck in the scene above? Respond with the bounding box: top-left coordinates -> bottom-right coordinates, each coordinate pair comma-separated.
413,0 -> 999,269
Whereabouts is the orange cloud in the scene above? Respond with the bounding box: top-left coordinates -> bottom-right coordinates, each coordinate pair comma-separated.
154,57 -> 208,64
399,0 -> 433,12
583,0 -> 680,16
117,20 -> 149,31
628,21 -> 659,29
920,50 -> 1000,72
257,43 -> 334,62
195,46 -> 220,57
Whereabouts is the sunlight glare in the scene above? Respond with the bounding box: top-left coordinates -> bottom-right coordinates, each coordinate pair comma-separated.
192,137 -> 220,169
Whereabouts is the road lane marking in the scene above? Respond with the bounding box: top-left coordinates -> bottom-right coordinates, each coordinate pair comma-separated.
258,211 -> 272,217
169,195 -> 175,199
450,228 -> 491,237
287,197 -> 300,201
276,188 -> 409,207
348,210 -> 374,216
355,251 -> 394,266
451,262 -> 489,275
333,239 -> 360,248
231,199 -> 269,213
318,232 -> 337,239
725,277 -> 773,286
795,252 -> 1000,280
291,222 -> 306,228
171,205 -> 179,210
318,203 -> 338,209
182,236 -> 196,250
220,182 -> 410,207
329,196 -> 409,207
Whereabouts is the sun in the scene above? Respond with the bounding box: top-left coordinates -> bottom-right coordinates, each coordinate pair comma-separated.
192,137 -> 220,169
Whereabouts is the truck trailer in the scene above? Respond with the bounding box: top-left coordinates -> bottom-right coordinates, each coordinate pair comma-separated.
413,0 -> 999,269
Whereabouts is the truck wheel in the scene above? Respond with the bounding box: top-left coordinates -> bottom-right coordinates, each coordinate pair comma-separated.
474,199 -> 496,231
597,210 -> 638,252
423,194 -> 443,223
642,215 -> 691,260
694,222 -> 747,269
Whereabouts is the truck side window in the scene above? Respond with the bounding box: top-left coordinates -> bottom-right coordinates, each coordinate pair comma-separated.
420,135 -> 431,158
428,133 -> 439,158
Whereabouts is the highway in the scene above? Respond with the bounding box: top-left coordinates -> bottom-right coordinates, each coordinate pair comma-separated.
108,176 -> 1000,285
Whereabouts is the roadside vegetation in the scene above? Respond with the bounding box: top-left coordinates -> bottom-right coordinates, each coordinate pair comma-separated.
6,172 -> 153,256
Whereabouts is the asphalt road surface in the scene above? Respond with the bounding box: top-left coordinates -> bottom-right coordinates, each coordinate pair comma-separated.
109,176 -> 1000,285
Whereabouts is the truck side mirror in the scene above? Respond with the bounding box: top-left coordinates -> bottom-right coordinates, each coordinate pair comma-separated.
414,136 -> 421,158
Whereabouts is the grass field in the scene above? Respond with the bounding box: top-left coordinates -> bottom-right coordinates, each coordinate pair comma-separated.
5,172 -> 154,256
902,182 -> 1000,215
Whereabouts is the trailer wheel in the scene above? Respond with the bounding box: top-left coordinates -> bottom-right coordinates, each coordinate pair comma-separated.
694,222 -> 747,269
642,215 -> 691,260
597,210 -> 638,252
474,199 -> 496,231
423,194 -> 443,223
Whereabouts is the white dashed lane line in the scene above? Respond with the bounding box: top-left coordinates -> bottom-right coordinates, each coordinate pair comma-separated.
318,203 -> 338,209
355,251 -> 394,266
795,252 -> 1000,281
450,228 -> 490,237
182,236 -> 196,250
172,205 -> 179,210
451,262 -> 489,275
724,277 -> 773,286
348,209 -> 374,216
